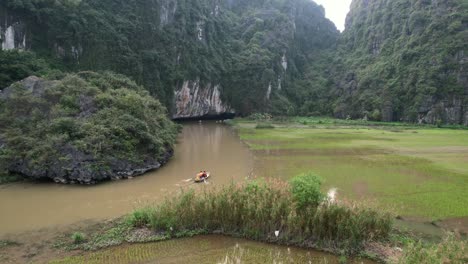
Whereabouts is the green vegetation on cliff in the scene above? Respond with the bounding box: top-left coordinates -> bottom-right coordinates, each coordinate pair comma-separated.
0,50 -> 58,89
0,0 -> 338,114
1,0 -> 466,123
0,71 -> 179,184
330,0 -> 467,124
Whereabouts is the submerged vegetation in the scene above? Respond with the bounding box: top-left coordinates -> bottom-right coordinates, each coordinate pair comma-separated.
126,175 -> 393,254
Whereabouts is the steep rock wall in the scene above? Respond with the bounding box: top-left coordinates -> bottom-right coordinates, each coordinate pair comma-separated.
173,80 -> 233,119
0,7 -> 27,50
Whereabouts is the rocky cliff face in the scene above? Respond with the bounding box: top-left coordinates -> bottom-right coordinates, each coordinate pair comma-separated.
173,80 -> 233,119
0,8 -> 27,50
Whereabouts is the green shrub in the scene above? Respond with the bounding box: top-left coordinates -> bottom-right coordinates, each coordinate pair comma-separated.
71,232 -> 86,244
0,50 -> 55,89
370,109 -> 381,121
289,172 -> 324,209
339,256 -> 348,264
0,172 -> 21,184
126,208 -> 154,228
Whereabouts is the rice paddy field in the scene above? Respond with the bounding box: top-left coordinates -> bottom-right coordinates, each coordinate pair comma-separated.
49,235 -> 370,264
235,118 -> 468,221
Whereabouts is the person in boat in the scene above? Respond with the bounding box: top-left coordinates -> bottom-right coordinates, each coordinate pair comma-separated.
196,170 -> 206,181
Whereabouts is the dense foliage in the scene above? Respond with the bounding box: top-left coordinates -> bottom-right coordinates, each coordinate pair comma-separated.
330,0 -> 468,123
0,0 -> 466,124
0,71 -> 179,183
0,0 -> 337,114
289,172 -> 324,209
0,50 -> 57,89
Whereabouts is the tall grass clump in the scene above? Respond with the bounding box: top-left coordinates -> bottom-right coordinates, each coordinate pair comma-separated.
128,174 -> 393,254
71,232 -> 86,244
395,233 -> 466,264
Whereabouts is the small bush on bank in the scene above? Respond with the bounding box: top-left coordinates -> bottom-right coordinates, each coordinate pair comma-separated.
290,172 -> 324,209
71,232 -> 86,244
126,208 -> 154,228
128,174 -> 393,254
0,172 -> 21,184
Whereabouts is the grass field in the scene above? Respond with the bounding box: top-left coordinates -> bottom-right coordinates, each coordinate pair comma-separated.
234,118 -> 468,220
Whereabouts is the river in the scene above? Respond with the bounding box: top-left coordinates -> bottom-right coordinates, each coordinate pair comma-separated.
0,122 -> 253,235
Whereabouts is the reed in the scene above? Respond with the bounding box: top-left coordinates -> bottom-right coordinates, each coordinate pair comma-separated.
395,233 -> 466,264
127,175 -> 393,253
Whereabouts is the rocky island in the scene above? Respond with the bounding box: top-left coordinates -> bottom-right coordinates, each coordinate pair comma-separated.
0,72 -> 179,184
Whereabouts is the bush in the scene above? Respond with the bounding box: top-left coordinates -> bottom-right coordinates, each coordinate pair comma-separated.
126,208 -> 154,228
370,109 -> 381,121
0,50 -> 55,89
289,172 -> 324,209
71,232 -> 86,244
0,172 -> 21,184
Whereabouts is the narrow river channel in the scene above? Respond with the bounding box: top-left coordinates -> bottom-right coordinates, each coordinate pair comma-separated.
0,122 -> 253,235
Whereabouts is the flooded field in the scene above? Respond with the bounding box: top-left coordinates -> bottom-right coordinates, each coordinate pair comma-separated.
238,123 -> 468,225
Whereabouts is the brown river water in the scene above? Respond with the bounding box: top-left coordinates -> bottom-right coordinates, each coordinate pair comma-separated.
0,122 -> 254,235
